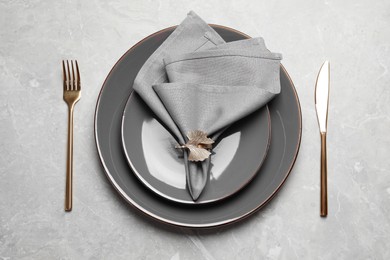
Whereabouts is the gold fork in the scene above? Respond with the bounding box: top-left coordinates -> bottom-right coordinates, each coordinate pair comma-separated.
62,60 -> 81,212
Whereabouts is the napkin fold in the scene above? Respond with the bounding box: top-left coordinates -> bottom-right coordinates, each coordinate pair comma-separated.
133,11 -> 282,201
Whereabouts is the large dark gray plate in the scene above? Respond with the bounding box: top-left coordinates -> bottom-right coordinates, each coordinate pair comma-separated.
94,25 -> 302,228
121,92 -> 270,205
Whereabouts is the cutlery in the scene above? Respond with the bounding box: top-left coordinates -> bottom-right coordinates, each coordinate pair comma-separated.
314,61 -> 330,217
62,60 -> 81,212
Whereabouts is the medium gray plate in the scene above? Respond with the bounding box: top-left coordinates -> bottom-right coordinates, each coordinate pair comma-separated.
121,92 -> 270,204
94,25 -> 302,228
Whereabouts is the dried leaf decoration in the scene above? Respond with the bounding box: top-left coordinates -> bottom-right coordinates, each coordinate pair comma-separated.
186,145 -> 212,162
176,130 -> 214,161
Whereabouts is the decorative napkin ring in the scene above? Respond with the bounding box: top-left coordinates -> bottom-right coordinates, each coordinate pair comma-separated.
175,130 -> 214,162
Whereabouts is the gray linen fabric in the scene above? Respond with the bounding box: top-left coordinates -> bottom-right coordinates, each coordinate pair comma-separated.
133,11 -> 225,144
133,11 -> 282,201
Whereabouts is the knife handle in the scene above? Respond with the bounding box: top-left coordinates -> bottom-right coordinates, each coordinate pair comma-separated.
320,132 -> 328,217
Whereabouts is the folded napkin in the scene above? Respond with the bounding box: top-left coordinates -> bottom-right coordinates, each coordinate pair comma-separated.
133,11 -> 282,201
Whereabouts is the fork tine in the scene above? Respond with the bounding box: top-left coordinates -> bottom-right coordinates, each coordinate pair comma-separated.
75,60 -> 80,90
62,60 -> 67,91
71,60 -> 76,91
66,60 -> 71,90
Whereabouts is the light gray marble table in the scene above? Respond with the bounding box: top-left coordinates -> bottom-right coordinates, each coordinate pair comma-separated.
1,0 -> 389,259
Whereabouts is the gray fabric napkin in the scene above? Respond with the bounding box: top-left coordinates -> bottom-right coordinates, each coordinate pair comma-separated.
133,11 -> 282,201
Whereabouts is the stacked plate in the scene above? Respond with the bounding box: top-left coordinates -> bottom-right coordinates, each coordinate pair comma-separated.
94,25 -> 302,228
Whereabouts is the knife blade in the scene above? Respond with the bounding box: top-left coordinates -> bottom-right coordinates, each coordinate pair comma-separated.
315,61 -> 330,133
314,61 -> 330,217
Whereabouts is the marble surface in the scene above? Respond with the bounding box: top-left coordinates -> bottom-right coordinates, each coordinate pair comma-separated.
1,0 -> 389,259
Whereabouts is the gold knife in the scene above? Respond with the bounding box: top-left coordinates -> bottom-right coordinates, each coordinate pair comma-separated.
314,61 -> 330,217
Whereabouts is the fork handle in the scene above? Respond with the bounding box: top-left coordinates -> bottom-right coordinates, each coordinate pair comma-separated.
320,132 -> 328,217
65,105 -> 74,211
